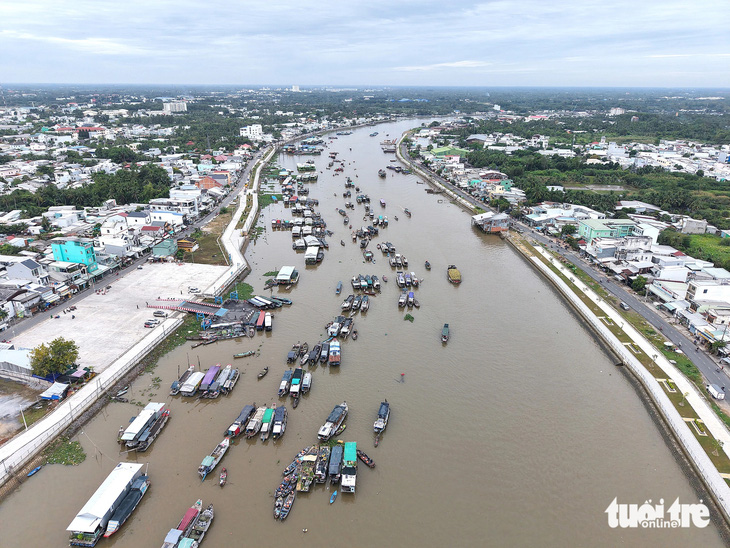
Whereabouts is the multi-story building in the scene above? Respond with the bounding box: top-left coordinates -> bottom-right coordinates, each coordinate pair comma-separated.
51,237 -> 98,272
239,124 -> 263,141
577,219 -> 637,244
163,101 -> 187,114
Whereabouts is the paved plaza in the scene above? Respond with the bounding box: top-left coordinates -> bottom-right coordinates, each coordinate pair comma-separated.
12,262 -> 228,373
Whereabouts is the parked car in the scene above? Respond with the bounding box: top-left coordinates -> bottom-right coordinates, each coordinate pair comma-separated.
188,287 -> 200,294
137,265 -> 143,270
153,311 -> 167,318
620,302 -> 630,311
144,319 -> 160,328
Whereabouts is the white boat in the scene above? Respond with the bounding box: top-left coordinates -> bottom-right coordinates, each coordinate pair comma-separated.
318,401 -> 348,441
329,338 -> 341,366
374,400 -> 390,434
67,463 -> 145,547
120,402 -> 166,449
180,371 -> 205,397
264,312 -> 272,331
302,372 -> 312,394
245,406 -> 267,438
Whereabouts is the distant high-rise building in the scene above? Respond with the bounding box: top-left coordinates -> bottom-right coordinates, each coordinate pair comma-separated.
163,101 -> 187,113
609,107 -> 625,116
291,85 -> 301,92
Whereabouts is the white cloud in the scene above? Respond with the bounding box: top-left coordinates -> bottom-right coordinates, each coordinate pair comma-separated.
394,60 -> 492,72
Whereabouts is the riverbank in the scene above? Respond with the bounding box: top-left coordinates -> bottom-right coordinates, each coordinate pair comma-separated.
506,231 -> 730,528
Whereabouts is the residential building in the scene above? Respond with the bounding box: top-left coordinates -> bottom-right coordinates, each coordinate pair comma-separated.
577,219 -> 637,244
239,124 -> 263,141
163,101 -> 187,114
6,259 -> 50,285
51,237 -> 98,272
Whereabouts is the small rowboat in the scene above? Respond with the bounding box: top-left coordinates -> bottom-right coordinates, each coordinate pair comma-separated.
357,449 -> 376,468
220,468 -> 227,487
234,351 -> 255,358
330,490 -> 338,504
27,466 -> 42,477
258,367 -> 269,379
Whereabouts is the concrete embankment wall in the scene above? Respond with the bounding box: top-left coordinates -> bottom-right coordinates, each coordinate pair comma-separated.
0,317 -> 182,487
506,236 -> 730,527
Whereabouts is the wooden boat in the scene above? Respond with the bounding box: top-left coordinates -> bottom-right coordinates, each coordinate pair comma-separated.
198,438 -> 230,480
351,330 -> 358,340
186,503 -> 214,545
404,208 -> 412,217
425,261 -> 431,270
170,366 -> 194,395
274,496 -> 284,519
299,342 -> 308,357
219,468 -> 227,487
257,367 -> 269,379
441,323 -> 450,343
280,492 -> 295,521
447,265 -> 461,284
233,350 -> 255,358
357,449 -> 376,468
330,490 -> 338,504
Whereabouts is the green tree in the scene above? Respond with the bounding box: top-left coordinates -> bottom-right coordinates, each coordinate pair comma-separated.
561,224 -> 577,236
631,275 -> 648,292
30,337 -> 80,377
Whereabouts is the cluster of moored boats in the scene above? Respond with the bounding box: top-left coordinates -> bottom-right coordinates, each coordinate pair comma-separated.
273,400 -> 387,520
161,499 -> 215,548
170,364 -> 240,399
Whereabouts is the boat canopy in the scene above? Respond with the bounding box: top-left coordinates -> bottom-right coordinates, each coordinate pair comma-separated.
200,365 -> 221,390
344,442 -> 357,463
164,529 -> 183,546
121,402 -> 164,441
327,406 -> 345,423
200,456 -> 215,468
67,463 -> 144,534
274,406 -> 286,421
262,408 -> 274,424
378,402 -> 389,418
235,405 -> 255,424
178,539 -> 197,548
181,371 -> 205,392
329,445 -> 344,472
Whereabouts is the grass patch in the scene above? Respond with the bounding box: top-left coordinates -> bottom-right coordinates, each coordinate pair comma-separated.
181,209 -> 233,266
44,437 -> 86,466
229,281 -> 254,301
258,193 -> 277,209
263,270 -> 278,277
21,403 -> 50,427
677,233 -> 730,266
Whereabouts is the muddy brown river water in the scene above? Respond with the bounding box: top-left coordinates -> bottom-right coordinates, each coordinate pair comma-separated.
0,120 -> 725,547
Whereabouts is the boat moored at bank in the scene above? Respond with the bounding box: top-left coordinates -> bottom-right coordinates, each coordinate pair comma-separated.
318,401 -> 348,441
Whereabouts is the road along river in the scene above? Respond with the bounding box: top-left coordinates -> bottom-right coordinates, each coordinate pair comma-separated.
0,120 -> 725,547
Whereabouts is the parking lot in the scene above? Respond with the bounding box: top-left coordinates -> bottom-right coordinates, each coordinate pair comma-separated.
12,262 -> 228,373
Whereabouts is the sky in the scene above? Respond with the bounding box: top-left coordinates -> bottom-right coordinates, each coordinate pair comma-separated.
1,0 -> 728,87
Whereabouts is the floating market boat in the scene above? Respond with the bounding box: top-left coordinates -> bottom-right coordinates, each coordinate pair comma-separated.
245,406 -> 267,438
103,474 -> 150,538
233,350 -> 255,358
336,281 -> 343,294
257,366 -> 269,379
260,405 -> 275,441
272,406 -> 288,440
185,503 -> 214,545
328,338 -> 341,366
67,462 -> 145,547
318,401 -> 348,441
425,260 -> 431,270
161,499 -> 202,548
227,404 -> 255,438
441,323 -> 450,343
357,449 -> 376,468
374,399 -> 390,435
279,492 -> 295,521
447,265 -> 461,284
198,438 -> 230,480
119,402 -> 170,452
219,468 -> 227,487
170,366 -> 194,396
278,370 -> 293,397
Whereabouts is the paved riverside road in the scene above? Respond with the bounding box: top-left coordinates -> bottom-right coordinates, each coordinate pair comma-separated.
397,138 -> 730,400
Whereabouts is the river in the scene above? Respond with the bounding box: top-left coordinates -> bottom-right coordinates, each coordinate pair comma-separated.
0,120 -> 725,547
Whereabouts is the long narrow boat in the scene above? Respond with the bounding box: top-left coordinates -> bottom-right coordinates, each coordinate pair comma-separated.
221,368 -> 240,394
104,475 -> 150,537
279,492 -> 295,521
245,406 -> 267,438
328,338 -> 341,366
336,281 -> 343,294
233,350 -> 255,358
161,499 -> 202,548
272,406 -> 288,440
198,438 -> 230,481
278,370 -> 293,397
441,323 -> 450,343
68,463 -> 145,547
184,503 -> 214,545
260,405 -> 275,441
226,404 -> 255,438
318,402 -> 348,441
170,366 -> 194,395
447,264 -> 461,284
357,449 -> 376,468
